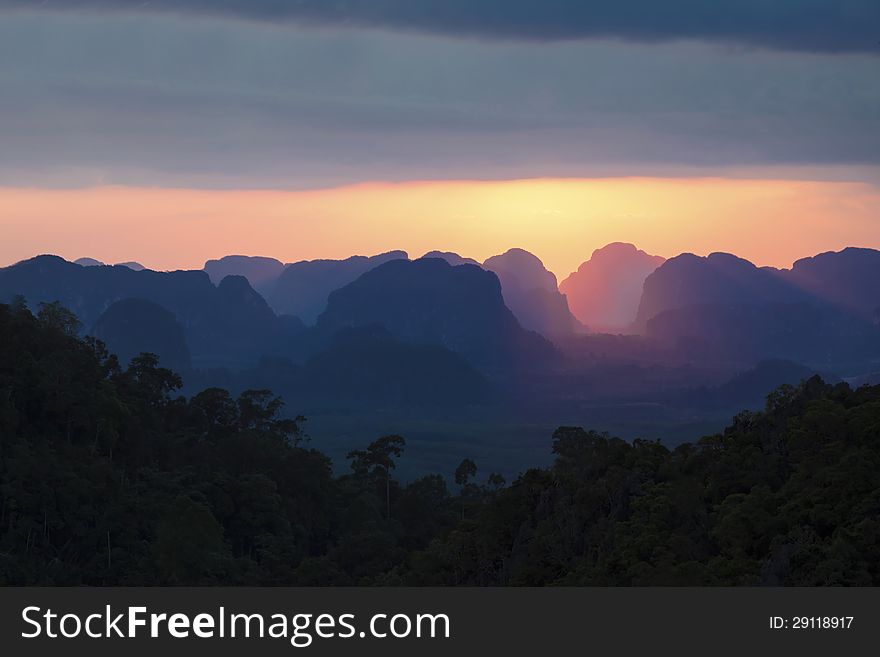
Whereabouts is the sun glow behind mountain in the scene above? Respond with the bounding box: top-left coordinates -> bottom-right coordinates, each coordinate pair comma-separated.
2,176 -> 879,277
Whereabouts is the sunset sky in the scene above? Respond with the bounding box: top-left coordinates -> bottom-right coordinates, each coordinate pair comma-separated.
1,1 -> 879,278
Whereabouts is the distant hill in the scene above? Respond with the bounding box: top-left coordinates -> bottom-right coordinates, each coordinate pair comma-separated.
203,255 -> 286,297
76,258 -> 146,271
483,248 -> 584,338
781,247 -> 880,320
646,301 -> 879,365
634,252 -> 807,331
269,251 -> 408,323
116,261 -> 146,271
301,325 -> 489,407
560,242 -> 664,332
0,255 -> 300,368
483,248 -> 558,295
420,251 -> 481,267
633,249 -> 880,365
9,245 -> 880,380
316,257 -> 557,370
695,359 -> 840,410
74,257 -> 104,267
93,298 -> 191,372
202,274 -> 299,366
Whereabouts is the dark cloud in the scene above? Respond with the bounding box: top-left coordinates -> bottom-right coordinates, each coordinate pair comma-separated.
1,0 -> 879,53
1,12 -> 878,188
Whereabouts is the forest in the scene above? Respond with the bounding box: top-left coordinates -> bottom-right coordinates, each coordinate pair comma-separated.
1,299 -> 878,586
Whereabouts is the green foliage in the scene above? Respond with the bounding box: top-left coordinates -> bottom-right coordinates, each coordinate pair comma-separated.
347,434 -> 407,521
0,303 -> 453,585
454,459 -> 477,488
1,300 -> 878,586
403,377 -> 880,585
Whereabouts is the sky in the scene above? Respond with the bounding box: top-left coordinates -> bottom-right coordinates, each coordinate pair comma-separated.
1,1 -> 879,277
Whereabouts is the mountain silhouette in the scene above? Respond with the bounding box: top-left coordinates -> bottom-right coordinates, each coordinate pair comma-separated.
93,298 -> 191,372
269,250 -> 407,323
316,257 -> 557,369
646,301 -> 879,364
76,257 -> 145,270
7,245 -> 880,383
634,252 -> 809,331
701,358 -> 840,409
74,257 -> 104,267
301,325 -> 489,406
560,242 -> 664,332
781,247 -> 880,320
482,248 -> 584,338
419,251 -> 481,267
203,255 -> 286,297
116,261 -> 146,271
631,250 -> 880,364
0,255 -> 299,368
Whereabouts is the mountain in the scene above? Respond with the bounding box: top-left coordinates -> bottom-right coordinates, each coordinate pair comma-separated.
646,301 -> 879,365
199,274 -> 298,367
301,325 -> 489,407
116,261 -> 146,271
74,257 -> 104,267
560,243 -> 664,332
1,255 -> 205,328
420,251 -> 481,267
634,252 -> 808,331
482,248 -> 584,338
77,258 -> 146,271
0,255 -> 299,368
781,247 -> 880,320
203,255 -> 286,297
634,251 -> 880,365
316,257 -> 556,370
93,298 -> 191,372
707,359 -> 839,408
269,250 -> 408,324
483,248 -> 558,295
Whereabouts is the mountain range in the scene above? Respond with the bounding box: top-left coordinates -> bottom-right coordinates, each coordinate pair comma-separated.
0,255 -> 299,369
204,251 -> 408,324
316,257 -> 556,369
204,248 -> 582,338
482,248 -> 585,338
560,242 -> 665,331
2,243 -> 879,415
635,248 -> 880,364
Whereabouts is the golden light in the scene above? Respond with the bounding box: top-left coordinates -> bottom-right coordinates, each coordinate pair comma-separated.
1,177 -> 879,278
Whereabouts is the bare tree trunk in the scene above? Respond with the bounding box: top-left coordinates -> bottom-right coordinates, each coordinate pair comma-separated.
386,469 -> 391,520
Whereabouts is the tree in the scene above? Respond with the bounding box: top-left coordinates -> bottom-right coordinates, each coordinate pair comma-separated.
191,387 -> 239,435
487,472 -> 506,491
454,458 -> 478,519
124,352 -> 182,406
37,300 -> 81,337
347,435 -> 406,519
237,389 -> 303,445
454,458 -> 477,489
155,496 -> 229,584
5,299 -> 880,587
9,294 -> 28,315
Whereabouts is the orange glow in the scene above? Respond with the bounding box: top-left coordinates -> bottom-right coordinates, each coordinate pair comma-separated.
1,178 -> 879,278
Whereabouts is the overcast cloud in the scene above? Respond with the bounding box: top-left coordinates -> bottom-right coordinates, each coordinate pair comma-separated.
1,1 -> 879,53
0,10 -> 878,188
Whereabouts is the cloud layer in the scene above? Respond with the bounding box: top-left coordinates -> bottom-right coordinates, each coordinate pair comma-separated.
0,11 -> 878,188
1,0 -> 879,53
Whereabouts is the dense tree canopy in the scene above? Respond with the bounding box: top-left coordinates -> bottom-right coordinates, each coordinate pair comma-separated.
403,380 -> 880,585
0,301 -> 457,584
1,301 -> 878,585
